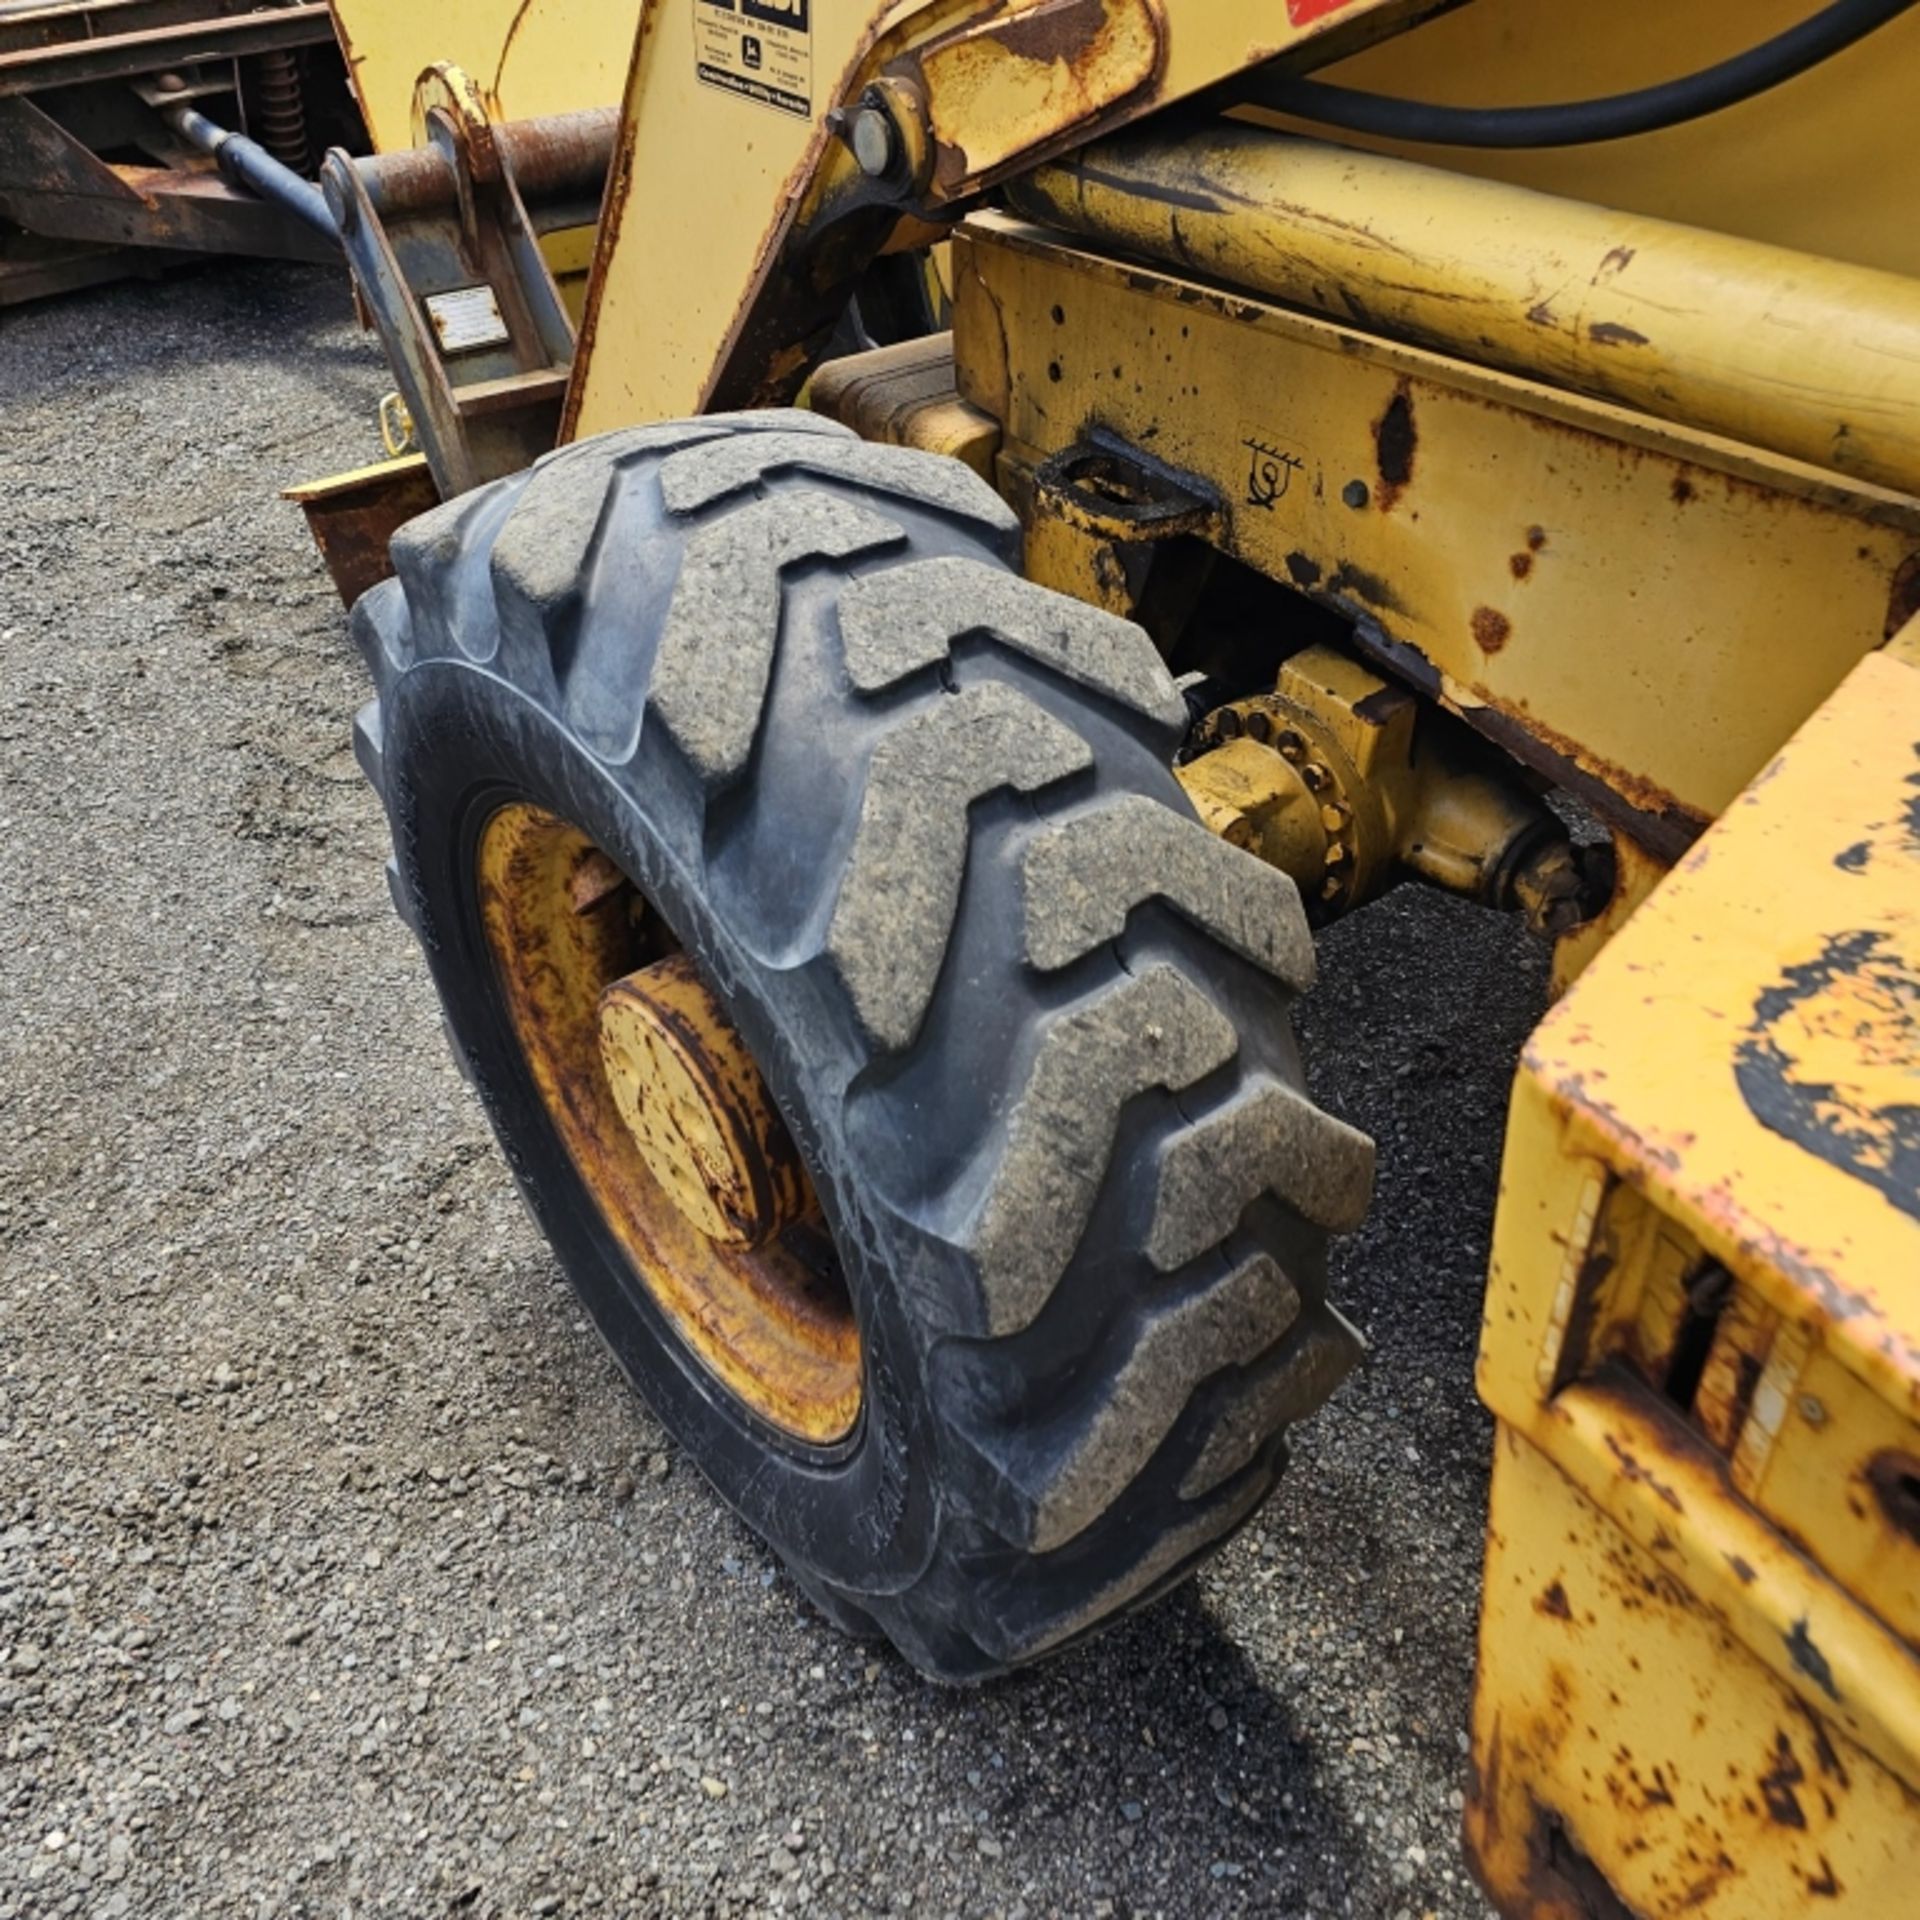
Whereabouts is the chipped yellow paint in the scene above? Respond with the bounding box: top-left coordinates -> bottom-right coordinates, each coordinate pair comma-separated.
911,0 -> 1162,190
952,214 -> 1920,843
1010,128 -> 1920,498
566,0 -> 1452,432
1502,649 -> 1920,1405
1468,1425 -> 1920,1920
477,803 -> 861,1445
1472,645 -> 1920,1914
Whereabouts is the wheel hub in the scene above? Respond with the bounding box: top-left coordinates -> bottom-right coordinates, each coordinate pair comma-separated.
597,953 -> 808,1251
475,801 -> 860,1446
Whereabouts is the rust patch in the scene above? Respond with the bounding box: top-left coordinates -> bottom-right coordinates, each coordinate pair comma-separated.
1589,322 -> 1650,349
1472,606 -> 1512,654
476,805 -> 861,1444
981,0 -> 1111,72
1464,694 -> 1710,863
1887,553 -> 1920,640
1373,382 -> 1415,511
1758,1730 -> 1808,1829
1865,1448 -> 1920,1545
1523,1806 -> 1641,1920
560,99 -> 643,441
1602,1432 -> 1684,1513
288,459 -> 442,607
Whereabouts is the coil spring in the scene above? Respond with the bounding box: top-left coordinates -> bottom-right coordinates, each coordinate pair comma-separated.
249,48 -> 310,175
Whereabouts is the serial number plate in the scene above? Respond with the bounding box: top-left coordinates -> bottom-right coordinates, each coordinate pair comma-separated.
424,286 -> 510,356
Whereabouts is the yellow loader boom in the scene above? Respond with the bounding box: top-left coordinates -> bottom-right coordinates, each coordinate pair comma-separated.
306,4 -> 1920,1914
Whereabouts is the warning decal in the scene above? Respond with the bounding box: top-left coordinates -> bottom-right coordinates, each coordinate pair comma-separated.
695,0 -> 812,120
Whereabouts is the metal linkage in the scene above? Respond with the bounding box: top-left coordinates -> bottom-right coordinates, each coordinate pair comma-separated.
318,67 -> 614,497
157,77 -> 334,242
1177,646 -> 1602,935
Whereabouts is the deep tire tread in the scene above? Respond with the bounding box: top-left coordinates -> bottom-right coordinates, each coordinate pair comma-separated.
358,410 -> 1372,1682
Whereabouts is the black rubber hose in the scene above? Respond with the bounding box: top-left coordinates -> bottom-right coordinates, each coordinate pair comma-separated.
165,101 -> 339,243
1240,0 -> 1920,149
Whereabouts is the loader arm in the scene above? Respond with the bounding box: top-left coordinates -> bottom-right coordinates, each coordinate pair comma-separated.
564,0 -> 1454,429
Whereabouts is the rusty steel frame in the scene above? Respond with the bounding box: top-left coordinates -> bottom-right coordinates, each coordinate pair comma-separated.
1464,635 -> 1920,1917
319,77 -> 611,496
946,209 -> 1920,862
0,0 -> 333,96
0,0 -> 349,300
283,454 -> 442,607
0,88 -> 338,262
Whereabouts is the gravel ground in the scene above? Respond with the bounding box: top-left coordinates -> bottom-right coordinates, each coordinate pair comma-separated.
0,262 -> 1543,1919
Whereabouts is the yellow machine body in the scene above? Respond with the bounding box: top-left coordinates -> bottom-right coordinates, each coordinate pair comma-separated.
1309,0 -> 1920,278
317,4 -> 1920,1912
1466,632 -> 1920,1917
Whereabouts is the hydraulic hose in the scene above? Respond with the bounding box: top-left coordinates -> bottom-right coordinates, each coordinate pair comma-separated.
163,98 -> 339,243
1240,0 -> 1920,149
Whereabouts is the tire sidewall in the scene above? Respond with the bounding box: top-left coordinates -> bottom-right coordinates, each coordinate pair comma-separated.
385,659 -> 946,1596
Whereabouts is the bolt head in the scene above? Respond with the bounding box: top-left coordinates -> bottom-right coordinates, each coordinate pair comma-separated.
849,104 -> 897,179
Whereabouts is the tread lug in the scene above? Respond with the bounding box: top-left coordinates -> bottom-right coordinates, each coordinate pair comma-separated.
1149,1081 -> 1376,1264
1023,793 -> 1315,988
964,964 -> 1235,1336
827,682 -> 1090,1053
840,557 -> 1186,736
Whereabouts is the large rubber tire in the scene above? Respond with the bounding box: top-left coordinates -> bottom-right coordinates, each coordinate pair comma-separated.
351,411 -> 1374,1682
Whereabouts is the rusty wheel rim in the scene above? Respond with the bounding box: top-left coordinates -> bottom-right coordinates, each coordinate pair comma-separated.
476,801 -> 862,1447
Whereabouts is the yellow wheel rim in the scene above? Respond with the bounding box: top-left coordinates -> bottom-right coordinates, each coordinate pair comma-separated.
476,801 -> 861,1446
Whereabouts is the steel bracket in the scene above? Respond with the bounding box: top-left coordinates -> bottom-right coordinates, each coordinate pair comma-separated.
320,64 -> 580,498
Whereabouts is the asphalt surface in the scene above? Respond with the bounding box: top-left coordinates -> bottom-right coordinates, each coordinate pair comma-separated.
0,261 -> 1542,1918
